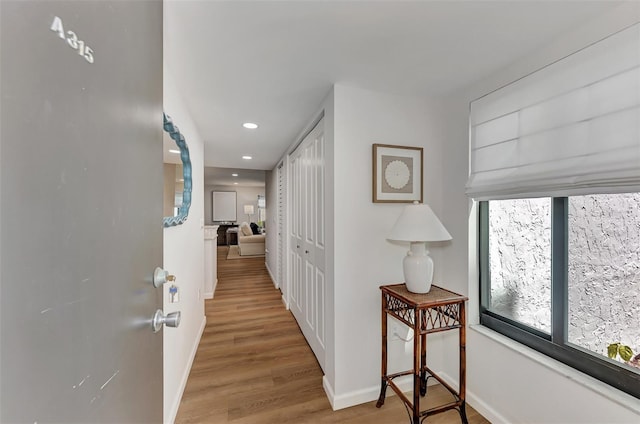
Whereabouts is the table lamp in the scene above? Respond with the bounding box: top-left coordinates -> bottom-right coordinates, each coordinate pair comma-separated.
244,204 -> 254,222
388,201 -> 452,293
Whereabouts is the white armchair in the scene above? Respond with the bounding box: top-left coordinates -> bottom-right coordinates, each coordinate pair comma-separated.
238,222 -> 265,256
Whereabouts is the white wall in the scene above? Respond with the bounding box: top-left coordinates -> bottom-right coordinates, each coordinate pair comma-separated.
204,184 -> 265,225
162,69 -> 206,424
327,84 -> 451,408
438,2 -> 640,422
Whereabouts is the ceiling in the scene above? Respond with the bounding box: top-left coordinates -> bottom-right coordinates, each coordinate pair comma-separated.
164,0 -> 621,175
204,167 -> 266,188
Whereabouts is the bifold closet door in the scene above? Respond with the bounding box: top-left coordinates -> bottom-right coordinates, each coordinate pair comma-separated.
277,163 -> 285,293
289,118 -> 326,371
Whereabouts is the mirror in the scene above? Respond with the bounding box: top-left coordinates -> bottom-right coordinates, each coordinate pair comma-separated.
163,113 -> 192,227
164,163 -> 183,216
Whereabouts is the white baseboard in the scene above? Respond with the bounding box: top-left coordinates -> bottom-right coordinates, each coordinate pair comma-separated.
322,375 -> 419,411
265,262 -> 278,289
204,278 -> 218,299
438,371 -> 509,424
165,315 -> 206,424
322,376 -> 336,410
281,294 -> 289,310
323,371 -> 503,421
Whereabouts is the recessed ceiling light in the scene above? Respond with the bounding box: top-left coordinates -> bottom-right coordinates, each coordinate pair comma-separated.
169,149 -> 180,154
234,182 -> 238,185
243,122 -> 258,129
242,156 -> 252,160
232,173 -> 238,177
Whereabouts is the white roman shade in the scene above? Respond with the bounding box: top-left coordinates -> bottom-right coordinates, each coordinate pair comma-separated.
467,23 -> 640,200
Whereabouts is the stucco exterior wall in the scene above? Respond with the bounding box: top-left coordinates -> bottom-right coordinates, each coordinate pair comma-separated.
489,198 -> 551,331
488,193 -> 640,361
567,193 -> 640,356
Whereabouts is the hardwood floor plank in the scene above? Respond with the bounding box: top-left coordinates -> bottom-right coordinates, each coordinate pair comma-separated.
175,246 -> 490,424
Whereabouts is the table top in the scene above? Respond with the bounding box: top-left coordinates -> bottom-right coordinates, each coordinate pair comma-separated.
380,283 -> 468,307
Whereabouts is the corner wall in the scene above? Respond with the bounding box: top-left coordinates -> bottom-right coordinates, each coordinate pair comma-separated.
328,84 -> 450,407
438,2 -> 640,422
162,69 -> 206,424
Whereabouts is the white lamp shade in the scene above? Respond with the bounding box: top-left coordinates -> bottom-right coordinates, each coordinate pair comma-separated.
388,203 -> 452,242
243,205 -> 254,215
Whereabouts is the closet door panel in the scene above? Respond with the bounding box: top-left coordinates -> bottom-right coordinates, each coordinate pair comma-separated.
287,118 -> 326,370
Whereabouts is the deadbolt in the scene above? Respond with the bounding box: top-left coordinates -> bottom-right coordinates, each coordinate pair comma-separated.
153,267 -> 176,288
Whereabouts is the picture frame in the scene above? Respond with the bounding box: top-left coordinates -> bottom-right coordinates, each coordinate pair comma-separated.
212,191 -> 237,222
372,143 -> 423,203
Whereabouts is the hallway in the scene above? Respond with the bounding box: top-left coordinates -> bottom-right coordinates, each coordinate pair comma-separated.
176,247 -> 488,423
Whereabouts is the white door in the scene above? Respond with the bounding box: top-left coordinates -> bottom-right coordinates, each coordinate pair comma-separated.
289,118 -> 326,370
0,2 -> 164,422
277,162 -> 285,294
290,153 -> 303,318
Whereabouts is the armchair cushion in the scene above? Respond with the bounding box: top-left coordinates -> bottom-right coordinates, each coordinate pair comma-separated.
239,234 -> 265,244
239,222 -> 253,236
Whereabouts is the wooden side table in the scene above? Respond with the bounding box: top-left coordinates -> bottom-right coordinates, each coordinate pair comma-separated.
376,283 -> 468,424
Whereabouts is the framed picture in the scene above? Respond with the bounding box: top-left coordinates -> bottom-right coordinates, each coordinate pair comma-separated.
372,143 -> 423,203
212,191 -> 237,222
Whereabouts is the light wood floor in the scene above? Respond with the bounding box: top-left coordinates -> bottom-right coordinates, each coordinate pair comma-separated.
175,246 -> 490,424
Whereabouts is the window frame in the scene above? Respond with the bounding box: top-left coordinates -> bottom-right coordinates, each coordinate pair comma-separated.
479,199 -> 640,400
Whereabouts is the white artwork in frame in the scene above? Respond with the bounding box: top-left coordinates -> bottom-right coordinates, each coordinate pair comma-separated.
212,191 -> 237,222
373,144 -> 423,203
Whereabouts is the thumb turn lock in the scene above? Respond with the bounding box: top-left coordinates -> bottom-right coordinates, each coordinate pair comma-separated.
153,267 -> 176,288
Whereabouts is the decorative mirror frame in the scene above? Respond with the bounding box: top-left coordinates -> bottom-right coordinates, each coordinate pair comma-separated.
163,113 -> 192,227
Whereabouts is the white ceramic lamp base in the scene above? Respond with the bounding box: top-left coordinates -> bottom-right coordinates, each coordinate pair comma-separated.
403,241 -> 434,293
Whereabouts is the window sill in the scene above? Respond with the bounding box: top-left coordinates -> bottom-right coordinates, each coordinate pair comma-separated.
470,324 -> 640,415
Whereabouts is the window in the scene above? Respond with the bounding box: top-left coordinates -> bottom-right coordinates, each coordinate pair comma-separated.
469,23 -> 640,399
257,195 -> 266,226
480,193 -> 640,399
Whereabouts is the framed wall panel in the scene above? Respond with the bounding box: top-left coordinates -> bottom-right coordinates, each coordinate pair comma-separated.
212,191 -> 237,222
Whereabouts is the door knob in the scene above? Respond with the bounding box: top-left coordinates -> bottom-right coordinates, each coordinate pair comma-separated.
151,309 -> 181,333
153,267 -> 175,288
